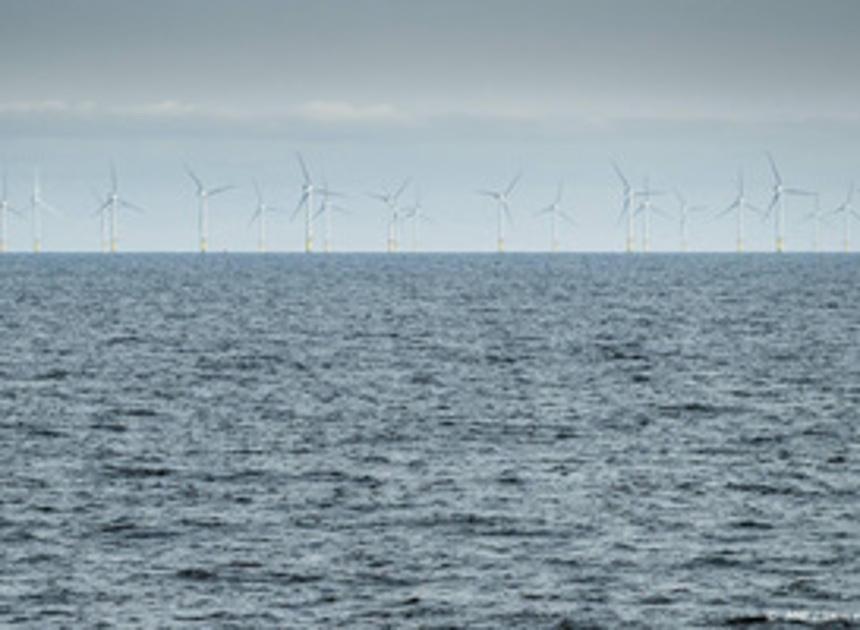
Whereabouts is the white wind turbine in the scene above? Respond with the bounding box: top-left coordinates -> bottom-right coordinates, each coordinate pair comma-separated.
1,171 -> 21,253
292,153 -> 329,253
477,172 -> 520,253
673,190 -> 706,253
248,179 -> 279,253
94,164 -> 144,253
30,169 -> 59,254
185,165 -> 235,253
369,178 -> 410,253
314,179 -> 347,253
535,182 -> 574,252
764,152 -> 814,253
612,162 -> 636,253
635,177 -> 665,253
831,182 -> 859,252
716,170 -> 759,253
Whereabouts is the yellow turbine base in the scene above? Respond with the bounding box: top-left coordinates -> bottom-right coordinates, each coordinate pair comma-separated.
200,239 -> 208,253
306,239 -> 314,253
33,240 -> 41,254
776,237 -> 784,253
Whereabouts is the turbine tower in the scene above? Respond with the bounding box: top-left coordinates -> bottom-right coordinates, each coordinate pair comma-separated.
477,172 -> 520,253
369,179 -> 410,253
536,182 -> 573,252
94,164 -> 144,253
673,190 -> 706,253
0,171 -> 19,253
716,170 -> 759,253
612,162 -> 636,253
186,165 -> 234,253
765,152 -> 813,253
635,177 -> 664,253
249,179 -> 278,253
30,170 -> 58,254
832,182 -> 858,252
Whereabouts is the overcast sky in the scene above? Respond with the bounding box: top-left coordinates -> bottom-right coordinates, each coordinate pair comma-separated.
1,0 -> 859,252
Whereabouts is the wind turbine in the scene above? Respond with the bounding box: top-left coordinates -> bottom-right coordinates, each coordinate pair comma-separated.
292,153 -> 329,253
477,172 -> 520,253
535,182 -> 574,252
612,162 -> 636,253
831,182 -> 859,252
369,178 -> 410,253
186,165 -> 234,253
673,190 -> 706,253
30,169 -> 59,254
94,163 -> 144,253
1,171 -> 20,253
403,187 -> 431,252
716,170 -> 759,253
764,152 -> 814,253
249,179 -> 279,253
314,179 -> 347,253
635,177 -> 665,253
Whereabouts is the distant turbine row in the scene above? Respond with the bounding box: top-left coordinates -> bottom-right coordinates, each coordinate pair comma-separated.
1,151 -> 858,254
613,152 -> 858,254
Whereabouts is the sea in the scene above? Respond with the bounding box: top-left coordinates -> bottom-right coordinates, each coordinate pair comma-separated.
1,253 -> 858,628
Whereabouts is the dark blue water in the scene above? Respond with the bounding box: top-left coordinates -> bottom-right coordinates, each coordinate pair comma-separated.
1,253 -> 858,628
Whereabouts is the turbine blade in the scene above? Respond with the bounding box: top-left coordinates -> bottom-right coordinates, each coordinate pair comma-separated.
765,152 -> 782,184
120,199 -> 145,213
296,153 -> 311,184
394,178 -> 411,201
611,161 -> 630,189
476,190 -> 497,198
92,198 -> 111,217
253,179 -> 263,206
207,185 -> 236,197
716,200 -> 739,218
784,188 -> 814,196
184,165 -> 203,193
291,192 -> 308,220
505,172 -> 521,197
767,193 -> 779,212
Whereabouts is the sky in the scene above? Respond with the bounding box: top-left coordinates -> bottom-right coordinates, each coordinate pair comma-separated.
1,0 -> 859,253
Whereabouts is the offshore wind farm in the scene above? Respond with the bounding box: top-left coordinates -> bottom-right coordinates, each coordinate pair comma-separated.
2,2 -> 860,629
3,152 -> 858,254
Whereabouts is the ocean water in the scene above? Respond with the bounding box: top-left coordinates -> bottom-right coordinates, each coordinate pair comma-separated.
0,253 -> 858,629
